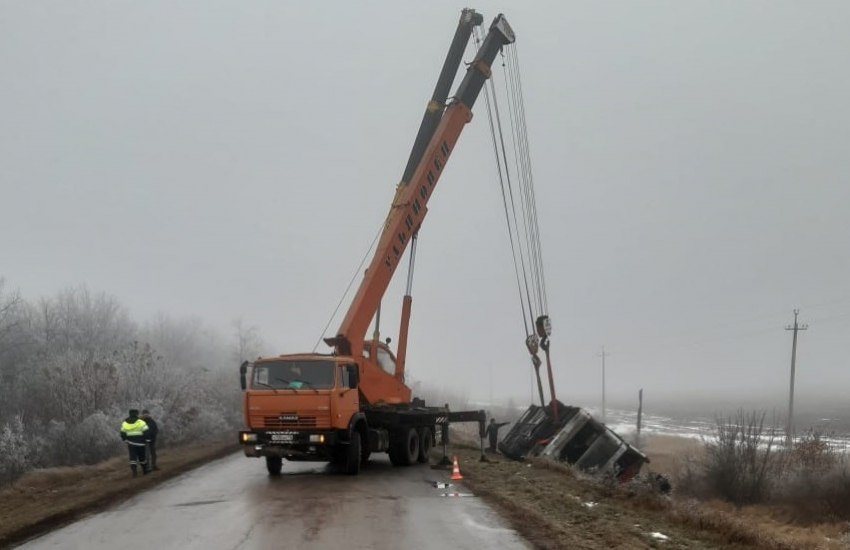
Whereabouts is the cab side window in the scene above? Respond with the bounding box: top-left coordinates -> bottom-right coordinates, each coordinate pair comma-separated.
340,364 -> 356,388
376,348 -> 395,376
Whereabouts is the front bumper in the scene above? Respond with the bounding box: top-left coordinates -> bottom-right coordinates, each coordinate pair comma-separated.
238,429 -> 340,460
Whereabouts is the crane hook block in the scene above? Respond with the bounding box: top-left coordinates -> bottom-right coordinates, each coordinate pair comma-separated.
525,333 -> 540,355
536,315 -> 552,338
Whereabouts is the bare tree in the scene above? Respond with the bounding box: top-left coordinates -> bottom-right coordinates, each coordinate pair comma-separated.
231,316 -> 262,364
0,279 -> 29,419
0,278 -> 23,351
44,350 -> 120,423
47,286 -> 136,356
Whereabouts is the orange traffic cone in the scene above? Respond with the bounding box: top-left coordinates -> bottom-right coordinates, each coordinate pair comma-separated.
450,456 -> 463,481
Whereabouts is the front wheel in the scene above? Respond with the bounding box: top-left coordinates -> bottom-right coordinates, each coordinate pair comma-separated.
265,456 -> 282,476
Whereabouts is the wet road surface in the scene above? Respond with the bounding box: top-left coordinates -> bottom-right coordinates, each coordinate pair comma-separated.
17,454 -> 531,550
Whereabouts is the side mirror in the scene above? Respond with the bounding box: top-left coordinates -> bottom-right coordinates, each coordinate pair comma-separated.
239,361 -> 249,390
346,364 -> 359,389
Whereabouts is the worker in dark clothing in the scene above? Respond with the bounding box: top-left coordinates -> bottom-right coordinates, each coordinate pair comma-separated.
486,418 -> 509,453
120,409 -> 150,477
141,409 -> 159,471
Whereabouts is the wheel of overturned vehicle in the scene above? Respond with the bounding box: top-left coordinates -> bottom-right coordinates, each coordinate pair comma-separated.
417,427 -> 432,463
265,456 -> 282,476
345,431 -> 361,475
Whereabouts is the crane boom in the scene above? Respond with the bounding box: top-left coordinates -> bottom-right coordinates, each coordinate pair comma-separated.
401,8 -> 483,186
325,15 -> 515,359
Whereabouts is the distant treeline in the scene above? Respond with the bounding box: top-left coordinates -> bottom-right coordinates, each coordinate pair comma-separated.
0,277 -> 262,484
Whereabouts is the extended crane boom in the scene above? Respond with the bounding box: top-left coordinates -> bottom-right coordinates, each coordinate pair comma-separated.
401,8 -> 484,186
326,15 -> 515,367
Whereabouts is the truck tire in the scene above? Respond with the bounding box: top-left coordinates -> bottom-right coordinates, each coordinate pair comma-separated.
266,456 -> 282,476
403,427 -> 420,465
400,427 -> 420,466
345,432 -> 362,475
331,448 -> 346,465
417,427 -> 432,463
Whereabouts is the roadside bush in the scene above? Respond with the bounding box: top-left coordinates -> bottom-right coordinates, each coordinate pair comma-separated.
680,410 -> 783,505
72,410 -> 125,464
675,413 -> 850,524
156,402 -> 234,446
0,415 -> 32,485
41,411 -> 123,466
776,431 -> 850,522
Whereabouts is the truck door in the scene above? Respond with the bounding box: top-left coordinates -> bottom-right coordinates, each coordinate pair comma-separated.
336,363 -> 360,429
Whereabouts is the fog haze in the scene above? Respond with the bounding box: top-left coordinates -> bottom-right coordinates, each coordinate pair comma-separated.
2,1 -> 848,410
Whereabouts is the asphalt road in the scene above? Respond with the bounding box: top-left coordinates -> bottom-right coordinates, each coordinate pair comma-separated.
17,453 -> 532,550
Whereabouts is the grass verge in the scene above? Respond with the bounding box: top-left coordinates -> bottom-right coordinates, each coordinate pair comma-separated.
444,435 -> 848,550
0,440 -> 238,548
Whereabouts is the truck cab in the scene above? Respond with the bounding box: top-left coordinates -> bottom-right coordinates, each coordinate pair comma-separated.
239,355 -> 360,467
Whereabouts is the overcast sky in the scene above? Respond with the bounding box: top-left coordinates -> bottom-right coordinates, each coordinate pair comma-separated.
2,1 -> 848,411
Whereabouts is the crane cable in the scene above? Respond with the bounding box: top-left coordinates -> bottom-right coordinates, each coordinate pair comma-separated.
474,29 -> 541,336
475,29 -> 551,404
475,30 -> 548,336
505,44 -> 548,316
313,221 -> 384,352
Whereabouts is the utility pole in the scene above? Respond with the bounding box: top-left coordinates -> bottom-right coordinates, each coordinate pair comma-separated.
597,346 -> 609,423
785,309 -> 808,448
636,388 -> 643,447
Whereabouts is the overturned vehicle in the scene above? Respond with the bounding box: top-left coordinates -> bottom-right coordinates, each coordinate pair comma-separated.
499,401 -> 648,481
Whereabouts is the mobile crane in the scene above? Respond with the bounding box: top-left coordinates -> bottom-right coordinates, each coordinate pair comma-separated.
238,10 -> 516,475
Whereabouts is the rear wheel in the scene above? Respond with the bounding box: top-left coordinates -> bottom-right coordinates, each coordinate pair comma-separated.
399,428 -> 419,466
417,427 -> 432,463
345,432 -> 362,475
265,456 -> 282,476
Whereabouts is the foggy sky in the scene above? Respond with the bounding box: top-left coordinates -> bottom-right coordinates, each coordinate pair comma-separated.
2,1 -> 848,411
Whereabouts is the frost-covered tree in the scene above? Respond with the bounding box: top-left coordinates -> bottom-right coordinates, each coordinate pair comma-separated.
0,277 -> 244,480
0,415 -> 31,484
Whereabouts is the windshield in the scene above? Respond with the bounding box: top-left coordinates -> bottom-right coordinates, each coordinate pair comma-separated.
251,360 -> 335,390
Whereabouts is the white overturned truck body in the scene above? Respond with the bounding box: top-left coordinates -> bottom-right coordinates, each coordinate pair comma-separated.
499,401 -> 648,480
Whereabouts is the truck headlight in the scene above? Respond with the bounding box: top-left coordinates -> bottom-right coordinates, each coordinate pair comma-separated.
241,433 -> 258,443
309,434 -> 325,443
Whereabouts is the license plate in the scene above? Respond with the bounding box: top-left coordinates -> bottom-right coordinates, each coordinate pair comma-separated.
271,434 -> 294,442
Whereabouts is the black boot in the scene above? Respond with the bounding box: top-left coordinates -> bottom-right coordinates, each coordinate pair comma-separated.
131,466 -> 138,478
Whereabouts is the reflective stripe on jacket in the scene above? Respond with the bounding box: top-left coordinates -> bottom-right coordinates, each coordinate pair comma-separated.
121,418 -> 149,445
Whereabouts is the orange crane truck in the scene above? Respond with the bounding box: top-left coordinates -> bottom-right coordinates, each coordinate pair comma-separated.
238,10 -> 516,476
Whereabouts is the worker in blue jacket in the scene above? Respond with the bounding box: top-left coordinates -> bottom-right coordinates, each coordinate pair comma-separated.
141,409 -> 159,471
